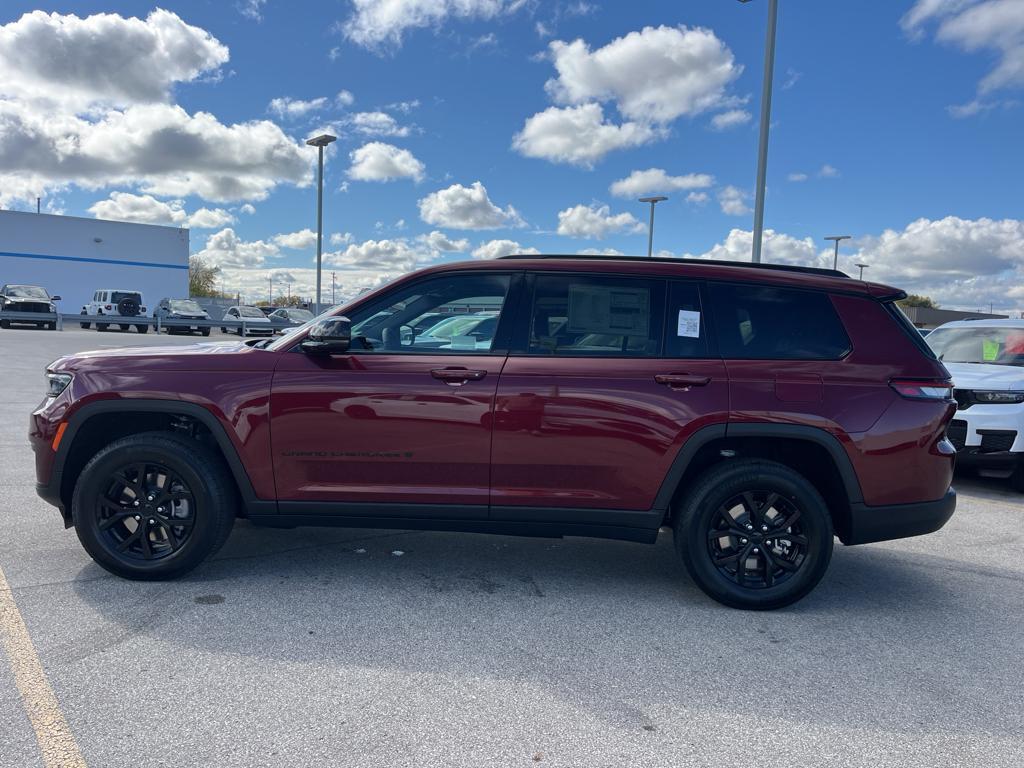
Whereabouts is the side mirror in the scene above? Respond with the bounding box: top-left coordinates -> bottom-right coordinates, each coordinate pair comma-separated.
301,316 -> 351,355
51,295 -> 62,301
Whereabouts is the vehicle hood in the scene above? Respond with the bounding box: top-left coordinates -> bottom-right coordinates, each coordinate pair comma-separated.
49,340 -> 279,374
943,361 -> 1024,390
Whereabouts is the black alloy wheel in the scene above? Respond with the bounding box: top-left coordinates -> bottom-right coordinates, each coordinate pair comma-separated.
675,459 -> 833,610
706,491 -> 807,589
94,461 -> 197,561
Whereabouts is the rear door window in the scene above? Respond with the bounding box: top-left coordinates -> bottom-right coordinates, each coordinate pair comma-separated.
709,283 -> 851,360
524,274 -> 665,357
664,281 -> 709,358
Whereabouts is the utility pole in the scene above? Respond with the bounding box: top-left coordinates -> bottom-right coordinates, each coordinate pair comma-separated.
332,272 -> 337,305
825,235 -> 851,270
305,134 -> 337,315
638,196 -> 668,257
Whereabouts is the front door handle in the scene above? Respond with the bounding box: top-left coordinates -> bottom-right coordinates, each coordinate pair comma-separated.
655,373 -> 711,390
431,367 -> 488,385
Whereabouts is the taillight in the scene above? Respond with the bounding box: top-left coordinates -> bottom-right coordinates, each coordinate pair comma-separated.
105,304 -> 112,310
890,379 -> 953,401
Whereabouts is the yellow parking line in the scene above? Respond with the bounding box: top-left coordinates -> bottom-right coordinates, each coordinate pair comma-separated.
0,564 -> 87,768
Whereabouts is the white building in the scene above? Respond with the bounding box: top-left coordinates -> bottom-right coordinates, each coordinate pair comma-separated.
0,210 -> 189,314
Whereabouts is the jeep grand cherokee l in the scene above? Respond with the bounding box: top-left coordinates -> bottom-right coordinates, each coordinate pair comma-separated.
30,256 -> 957,610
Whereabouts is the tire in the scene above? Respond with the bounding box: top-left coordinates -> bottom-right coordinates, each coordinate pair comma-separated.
201,328 -> 211,337
96,323 -> 108,331
1010,459 -> 1024,493
46,322 -> 56,331
220,327 -> 227,334
674,459 -> 833,610
0,320 -> 9,329
72,432 -> 236,580
80,322 -> 91,329
135,325 -> 148,334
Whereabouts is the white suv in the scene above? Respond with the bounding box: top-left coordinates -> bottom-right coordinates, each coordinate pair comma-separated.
926,318 -> 1024,490
80,290 -> 148,333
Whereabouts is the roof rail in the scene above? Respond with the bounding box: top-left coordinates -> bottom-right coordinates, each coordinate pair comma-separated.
496,253 -> 849,278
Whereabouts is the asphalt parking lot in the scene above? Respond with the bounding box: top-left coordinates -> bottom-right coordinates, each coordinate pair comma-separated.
1,327 -> 1022,768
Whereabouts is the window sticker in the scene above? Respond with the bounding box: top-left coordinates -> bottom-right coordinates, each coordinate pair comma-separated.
983,338 -> 1000,361
567,285 -> 649,336
677,309 -> 701,338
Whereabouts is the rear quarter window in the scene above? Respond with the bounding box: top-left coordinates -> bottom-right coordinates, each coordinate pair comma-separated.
709,283 -> 851,360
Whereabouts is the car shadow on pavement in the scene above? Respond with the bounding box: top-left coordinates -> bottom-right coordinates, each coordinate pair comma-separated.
66,521 -> 1022,738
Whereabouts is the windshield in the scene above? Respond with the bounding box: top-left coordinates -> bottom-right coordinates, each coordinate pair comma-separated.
237,306 -> 265,318
6,285 -> 48,299
288,309 -> 314,321
927,326 -> 1024,366
170,300 -> 203,313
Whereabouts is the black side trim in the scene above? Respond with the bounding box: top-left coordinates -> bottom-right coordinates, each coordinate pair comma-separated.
278,501 -> 487,520
652,424 -> 728,511
724,423 -> 865,504
46,399 -> 267,519
490,505 -> 663,530
843,488 -> 955,545
250,513 -> 658,543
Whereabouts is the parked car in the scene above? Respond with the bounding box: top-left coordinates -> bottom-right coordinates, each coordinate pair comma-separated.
220,305 -> 274,336
268,307 -> 314,330
31,255 -> 957,610
153,298 -> 212,336
258,306 -> 279,317
926,318 -> 1024,489
80,290 -> 148,333
0,284 -> 60,330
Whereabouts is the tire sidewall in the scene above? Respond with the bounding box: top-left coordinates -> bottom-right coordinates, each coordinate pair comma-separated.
73,440 -> 223,579
678,463 -> 833,610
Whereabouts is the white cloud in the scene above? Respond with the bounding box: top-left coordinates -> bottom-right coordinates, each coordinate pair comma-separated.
901,0 -> 1024,107
420,230 -> 470,253
556,203 -> 643,239
336,89 -> 355,107
788,172 -> 809,182
0,10 -> 309,207
579,247 -> 626,256
267,96 -> 328,119
512,103 -> 659,167
0,9 -> 228,108
544,25 -> 743,123
685,228 -> 820,265
819,164 -> 840,178
273,228 -> 318,249
330,232 -> 354,245
347,142 -> 425,182
686,191 -> 709,204
418,181 -> 525,229
472,239 -> 540,259
239,203 -> 256,215
710,109 -> 752,131
193,227 -> 279,268
782,67 -> 802,90
343,0 -> 522,50
718,186 -> 751,216
238,0 -> 267,22
324,237 -> 424,273
88,191 -> 234,228
349,111 -> 410,137
609,168 -> 714,198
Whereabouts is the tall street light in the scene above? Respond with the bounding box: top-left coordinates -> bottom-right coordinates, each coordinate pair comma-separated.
739,0 -> 779,264
639,196 -> 668,257
824,235 -> 851,270
855,262 -> 869,280
306,133 -> 337,315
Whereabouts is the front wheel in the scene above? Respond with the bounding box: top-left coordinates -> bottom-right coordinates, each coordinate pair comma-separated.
96,322 -> 108,331
201,328 -> 211,337
135,325 -> 148,334
72,432 -> 237,580
674,459 -> 833,610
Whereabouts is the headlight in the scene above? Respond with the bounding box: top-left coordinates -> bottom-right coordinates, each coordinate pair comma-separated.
973,390 -> 1024,404
46,372 -> 72,398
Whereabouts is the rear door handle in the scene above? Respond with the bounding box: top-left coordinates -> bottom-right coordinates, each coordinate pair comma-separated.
655,373 -> 711,389
431,367 -> 488,385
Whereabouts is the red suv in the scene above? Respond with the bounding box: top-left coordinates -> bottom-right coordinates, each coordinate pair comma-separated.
30,256 -> 957,609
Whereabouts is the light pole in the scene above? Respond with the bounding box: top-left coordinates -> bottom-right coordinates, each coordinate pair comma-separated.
331,271 -> 337,306
639,196 -> 668,257
268,273 -> 273,305
739,0 -> 778,263
305,133 -> 337,315
825,235 -> 851,270
855,263 -> 869,280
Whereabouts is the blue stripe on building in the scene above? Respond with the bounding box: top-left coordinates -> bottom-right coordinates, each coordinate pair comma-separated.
0,250 -> 188,270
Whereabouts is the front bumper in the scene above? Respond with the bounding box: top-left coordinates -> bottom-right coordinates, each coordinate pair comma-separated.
843,488 -> 956,545
947,416 -> 1021,476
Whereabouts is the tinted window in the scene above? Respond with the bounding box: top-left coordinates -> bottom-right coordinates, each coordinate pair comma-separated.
664,281 -> 709,358
525,274 -> 664,357
709,283 -> 850,360
348,273 -> 510,354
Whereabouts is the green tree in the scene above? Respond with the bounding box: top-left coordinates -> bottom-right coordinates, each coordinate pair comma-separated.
898,294 -> 938,309
188,256 -> 221,297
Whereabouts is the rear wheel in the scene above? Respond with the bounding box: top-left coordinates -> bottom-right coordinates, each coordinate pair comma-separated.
72,433 -> 236,580
0,320 -> 9,329
80,322 -> 91,329
674,459 -> 833,610
201,328 -> 211,337
135,324 -> 148,334
96,322 -> 108,331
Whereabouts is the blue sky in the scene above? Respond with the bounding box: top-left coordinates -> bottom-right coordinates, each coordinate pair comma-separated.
1,1 -> 1022,310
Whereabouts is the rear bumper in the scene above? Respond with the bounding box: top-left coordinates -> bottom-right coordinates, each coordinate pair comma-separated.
842,488 -> 956,545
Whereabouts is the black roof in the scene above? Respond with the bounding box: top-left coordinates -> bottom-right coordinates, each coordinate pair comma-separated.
497,254 -> 849,279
